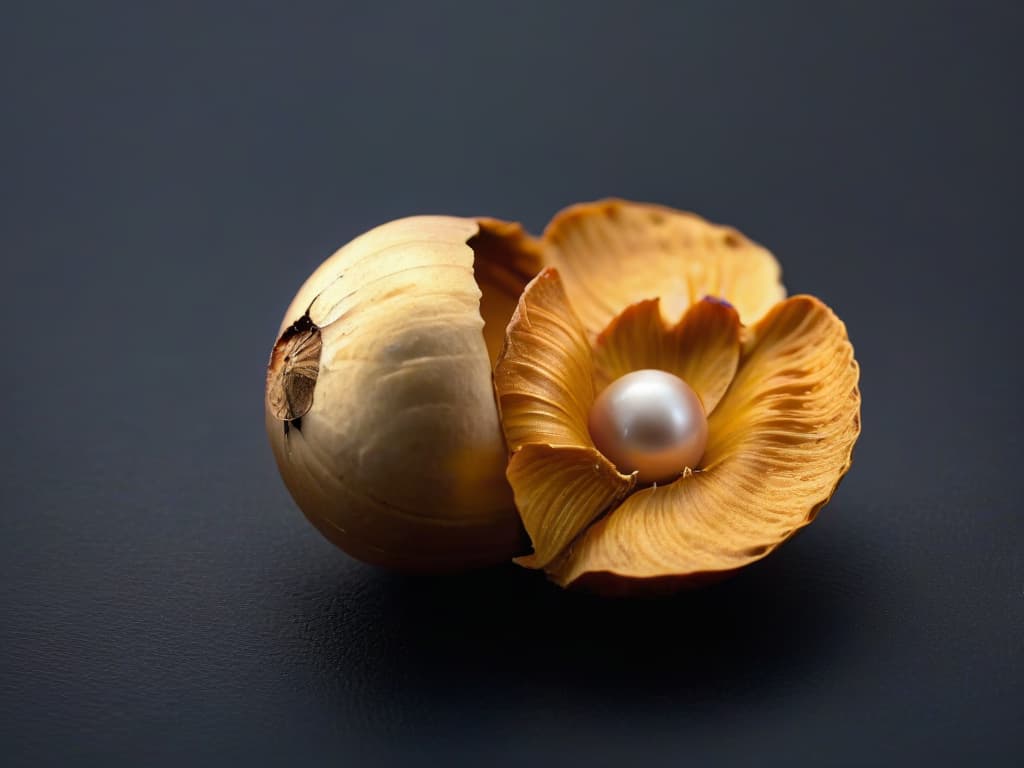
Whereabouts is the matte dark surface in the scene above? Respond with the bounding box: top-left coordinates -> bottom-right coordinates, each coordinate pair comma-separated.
2,2 -> 1022,765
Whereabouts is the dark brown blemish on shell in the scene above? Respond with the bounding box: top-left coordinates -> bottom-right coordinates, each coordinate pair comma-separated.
722,231 -> 743,249
266,312 -> 322,429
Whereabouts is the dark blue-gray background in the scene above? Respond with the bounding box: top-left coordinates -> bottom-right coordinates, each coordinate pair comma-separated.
2,1 -> 1021,765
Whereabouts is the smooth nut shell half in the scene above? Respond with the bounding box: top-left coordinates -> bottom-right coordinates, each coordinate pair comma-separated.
265,215 -> 540,570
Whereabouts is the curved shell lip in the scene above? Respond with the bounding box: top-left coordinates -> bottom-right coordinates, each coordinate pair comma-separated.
538,198 -> 786,337
542,197 -> 724,236
554,434 -> 860,594
540,198 -> 774,267
491,267 -> 638,569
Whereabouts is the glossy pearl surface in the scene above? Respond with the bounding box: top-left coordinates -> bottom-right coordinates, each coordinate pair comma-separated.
588,369 -> 708,484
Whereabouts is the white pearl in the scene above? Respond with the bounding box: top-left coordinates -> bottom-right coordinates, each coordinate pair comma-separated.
588,369 -> 708,484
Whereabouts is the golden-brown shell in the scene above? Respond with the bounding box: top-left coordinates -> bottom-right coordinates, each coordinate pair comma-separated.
492,201 -> 860,593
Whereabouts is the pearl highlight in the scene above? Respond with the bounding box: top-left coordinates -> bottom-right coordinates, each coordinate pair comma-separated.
588,369 -> 708,484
